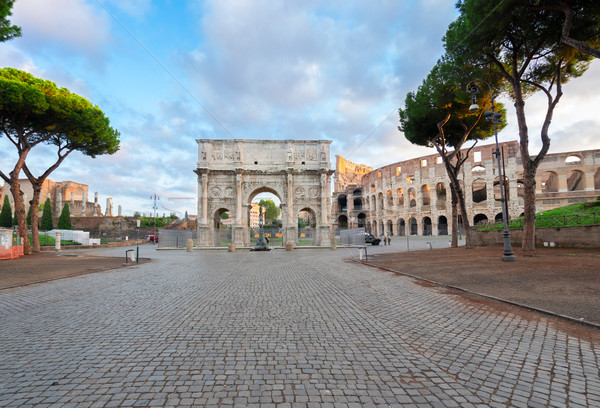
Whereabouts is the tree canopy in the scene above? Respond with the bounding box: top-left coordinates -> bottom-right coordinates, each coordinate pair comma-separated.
58,203 -> 72,230
258,199 -> 280,223
0,0 -> 21,43
0,68 -> 120,254
40,198 -> 54,231
443,0 -> 596,251
0,195 -> 12,227
399,57 -> 506,247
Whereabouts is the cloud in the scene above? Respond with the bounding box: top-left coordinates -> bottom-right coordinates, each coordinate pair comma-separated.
12,0 -> 111,58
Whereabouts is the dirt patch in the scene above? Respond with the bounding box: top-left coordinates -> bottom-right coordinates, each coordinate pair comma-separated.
361,245 -> 600,327
0,251 -> 150,290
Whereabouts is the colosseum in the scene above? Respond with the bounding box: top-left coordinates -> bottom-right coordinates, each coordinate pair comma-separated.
332,140 -> 600,237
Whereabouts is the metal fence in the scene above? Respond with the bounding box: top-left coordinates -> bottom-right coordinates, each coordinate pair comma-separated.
157,229 -> 197,248
338,228 -> 366,245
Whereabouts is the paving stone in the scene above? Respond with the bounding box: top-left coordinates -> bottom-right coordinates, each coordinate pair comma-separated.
0,248 -> 599,406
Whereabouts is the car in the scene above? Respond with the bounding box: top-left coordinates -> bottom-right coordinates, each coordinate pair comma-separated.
364,232 -> 381,246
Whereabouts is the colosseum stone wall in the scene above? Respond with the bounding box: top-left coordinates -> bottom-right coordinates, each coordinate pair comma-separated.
332,140 -> 600,237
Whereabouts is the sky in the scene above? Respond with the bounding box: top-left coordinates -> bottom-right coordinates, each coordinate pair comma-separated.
1,0 -> 599,217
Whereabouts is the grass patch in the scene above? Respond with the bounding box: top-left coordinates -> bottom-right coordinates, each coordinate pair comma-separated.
478,198 -> 600,230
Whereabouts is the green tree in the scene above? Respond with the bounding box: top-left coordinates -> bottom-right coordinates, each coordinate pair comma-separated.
40,198 -> 53,231
0,195 -> 12,227
0,68 -> 120,254
531,0 -> 600,58
258,199 -> 280,223
58,203 -> 72,229
444,0 -> 596,251
0,0 -> 21,43
399,57 -> 505,247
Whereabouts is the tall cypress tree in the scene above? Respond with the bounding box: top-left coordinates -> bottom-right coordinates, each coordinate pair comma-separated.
58,203 -> 72,230
40,198 -> 54,231
0,195 -> 12,227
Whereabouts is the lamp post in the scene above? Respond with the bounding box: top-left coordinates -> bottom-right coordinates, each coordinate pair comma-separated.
467,80 -> 515,262
150,193 -> 159,245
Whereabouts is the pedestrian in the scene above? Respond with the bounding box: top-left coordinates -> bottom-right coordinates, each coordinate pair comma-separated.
387,235 -> 391,246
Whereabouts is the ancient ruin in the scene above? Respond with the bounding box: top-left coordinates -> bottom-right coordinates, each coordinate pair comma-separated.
195,139 -> 334,247
333,141 -> 600,237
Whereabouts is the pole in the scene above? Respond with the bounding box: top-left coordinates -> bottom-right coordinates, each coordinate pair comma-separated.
136,219 -> 140,263
490,93 -> 515,261
467,80 -> 514,261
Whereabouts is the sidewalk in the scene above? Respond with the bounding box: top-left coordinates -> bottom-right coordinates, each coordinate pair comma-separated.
360,245 -> 600,327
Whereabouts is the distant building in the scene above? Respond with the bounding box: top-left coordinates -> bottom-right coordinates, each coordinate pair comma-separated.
0,179 -> 106,218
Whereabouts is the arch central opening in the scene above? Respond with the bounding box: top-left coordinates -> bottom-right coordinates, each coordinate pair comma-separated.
248,188 -> 282,247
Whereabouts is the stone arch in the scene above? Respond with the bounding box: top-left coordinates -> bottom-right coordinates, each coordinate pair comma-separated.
436,183 -> 446,210
386,219 -> 394,236
397,218 -> 405,236
423,217 -> 432,236
213,208 -> 233,246
378,192 -> 384,211
378,219 -> 384,236
337,194 -> 347,212
353,196 -> 363,211
409,217 -> 418,235
495,212 -> 503,222
357,212 -> 366,228
567,169 -> 585,191
565,155 -> 582,164
541,171 -> 559,193
397,188 -> 404,206
298,206 -> 317,245
493,176 -> 509,201
438,216 -> 448,235
472,178 -> 487,203
337,214 -> 348,229
421,184 -> 430,206
474,213 -> 488,225
595,168 -> 600,190
196,139 -> 332,248
387,190 -> 393,208
408,188 -> 416,208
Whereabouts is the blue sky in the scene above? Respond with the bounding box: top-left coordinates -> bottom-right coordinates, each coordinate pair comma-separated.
1,0 -> 599,216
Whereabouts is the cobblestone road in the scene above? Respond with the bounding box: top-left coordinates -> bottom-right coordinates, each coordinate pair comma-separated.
1,247 -> 599,407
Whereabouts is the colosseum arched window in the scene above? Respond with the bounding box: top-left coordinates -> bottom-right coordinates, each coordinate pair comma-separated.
436,183 -> 446,210
541,171 -> 558,193
567,169 -> 585,191
472,178 -> 487,203
421,185 -> 430,206
408,189 -> 416,208
397,188 -> 404,206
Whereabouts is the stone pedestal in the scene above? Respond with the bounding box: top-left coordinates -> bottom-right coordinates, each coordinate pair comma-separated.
55,232 -> 61,251
186,239 -> 194,252
197,225 -> 211,247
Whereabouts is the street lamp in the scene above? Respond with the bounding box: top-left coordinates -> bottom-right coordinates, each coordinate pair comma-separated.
467,80 -> 515,262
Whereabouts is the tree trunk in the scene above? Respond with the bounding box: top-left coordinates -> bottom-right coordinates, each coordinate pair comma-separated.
9,176 -> 31,255
443,159 -> 472,248
521,162 -> 537,251
29,183 -> 43,252
450,181 -> 458,248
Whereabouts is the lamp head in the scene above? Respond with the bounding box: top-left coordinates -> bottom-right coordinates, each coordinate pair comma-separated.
468,95 -> 479,112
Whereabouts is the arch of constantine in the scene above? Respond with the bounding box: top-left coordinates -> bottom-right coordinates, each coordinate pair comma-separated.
333,141 -> 600,237
195,139 -> 334,247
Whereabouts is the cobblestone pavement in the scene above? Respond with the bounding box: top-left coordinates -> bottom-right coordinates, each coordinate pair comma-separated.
1,247 -> 599,407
